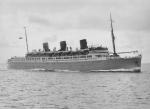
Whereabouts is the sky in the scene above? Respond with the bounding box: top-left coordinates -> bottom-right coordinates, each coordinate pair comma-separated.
0,0 -> 150,63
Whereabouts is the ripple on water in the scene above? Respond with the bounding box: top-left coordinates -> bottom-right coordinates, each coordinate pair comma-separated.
0,63 -> 150,109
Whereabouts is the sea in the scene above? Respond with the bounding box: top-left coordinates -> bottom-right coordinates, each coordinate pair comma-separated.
0,63 -> 150,109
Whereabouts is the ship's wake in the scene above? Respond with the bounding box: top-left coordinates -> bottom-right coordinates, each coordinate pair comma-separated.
30,68 -> 55,72
30,67 -> 141,73
91,67 -> 141,73
30,68 -> 79,73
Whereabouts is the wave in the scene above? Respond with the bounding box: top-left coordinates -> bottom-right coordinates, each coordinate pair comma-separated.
55,69 -> 79,73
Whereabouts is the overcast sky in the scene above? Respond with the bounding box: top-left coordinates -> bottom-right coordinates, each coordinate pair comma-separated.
0,0 -> 150,63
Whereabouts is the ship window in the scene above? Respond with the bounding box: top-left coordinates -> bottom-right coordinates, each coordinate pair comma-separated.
56,57 -> 61,59
64,57 -> 69,59
96,55 -> 101,57
80,56 -> 86,58
87,55 -> 92,58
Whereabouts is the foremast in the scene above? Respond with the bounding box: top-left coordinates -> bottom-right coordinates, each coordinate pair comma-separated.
24,26 -> 29,53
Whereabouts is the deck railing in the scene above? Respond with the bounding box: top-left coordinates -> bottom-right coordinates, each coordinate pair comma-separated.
9,54 -> 141,63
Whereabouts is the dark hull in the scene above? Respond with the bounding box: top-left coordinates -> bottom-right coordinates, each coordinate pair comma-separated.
8,56 -> 141,72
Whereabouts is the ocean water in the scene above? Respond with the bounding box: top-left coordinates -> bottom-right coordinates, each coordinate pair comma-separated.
0,63 -> 150,109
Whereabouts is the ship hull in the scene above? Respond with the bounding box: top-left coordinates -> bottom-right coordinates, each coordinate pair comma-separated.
8,56 -> 141,72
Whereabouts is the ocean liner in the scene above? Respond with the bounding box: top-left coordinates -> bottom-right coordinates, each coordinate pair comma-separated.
8,15 -> 142,72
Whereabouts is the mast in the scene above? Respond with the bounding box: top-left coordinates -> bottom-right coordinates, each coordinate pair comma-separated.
24,26 -> 29,53
110,13 -> 117,56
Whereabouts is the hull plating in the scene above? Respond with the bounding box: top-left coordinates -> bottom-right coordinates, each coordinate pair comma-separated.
8,57 -> 141,72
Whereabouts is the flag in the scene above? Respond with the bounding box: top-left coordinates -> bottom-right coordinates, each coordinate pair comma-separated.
19,37 -> 23,39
